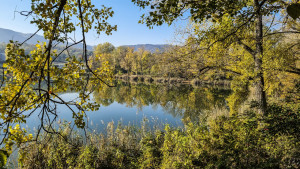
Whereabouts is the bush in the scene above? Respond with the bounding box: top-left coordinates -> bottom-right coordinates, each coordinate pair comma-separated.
264,104 -> 300,139
18,106 -> 300,168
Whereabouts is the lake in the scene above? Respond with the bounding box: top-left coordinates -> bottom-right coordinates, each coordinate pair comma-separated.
24,82 -> 231,132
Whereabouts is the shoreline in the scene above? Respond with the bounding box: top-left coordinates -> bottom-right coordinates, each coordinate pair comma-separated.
115,75 -> 231,87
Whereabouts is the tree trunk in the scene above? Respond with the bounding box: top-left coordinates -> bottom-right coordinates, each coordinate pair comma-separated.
254,0 -> 267,115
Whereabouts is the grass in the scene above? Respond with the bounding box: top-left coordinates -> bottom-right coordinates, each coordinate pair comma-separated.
9,104 -> 300,169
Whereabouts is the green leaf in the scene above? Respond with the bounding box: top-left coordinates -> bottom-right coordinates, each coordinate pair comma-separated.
0,150 -> 8,168
287,3 -> 300,20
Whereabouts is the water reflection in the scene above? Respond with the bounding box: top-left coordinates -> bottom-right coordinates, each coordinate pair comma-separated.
92,82 -> 231,123
12,81 -> 231,132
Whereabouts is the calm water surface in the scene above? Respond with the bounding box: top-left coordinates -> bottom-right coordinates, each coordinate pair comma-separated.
25,82 -> 231,132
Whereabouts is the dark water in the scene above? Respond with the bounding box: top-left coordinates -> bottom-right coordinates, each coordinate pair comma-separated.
25,82 -> 231,132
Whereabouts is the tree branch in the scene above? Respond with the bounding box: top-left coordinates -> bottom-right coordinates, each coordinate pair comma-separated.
77,0 -> 115,87
236,38 -> 256,56
264,31 -> 300,37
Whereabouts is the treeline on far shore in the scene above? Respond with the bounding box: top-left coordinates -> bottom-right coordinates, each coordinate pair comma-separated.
115,74 -> 231,87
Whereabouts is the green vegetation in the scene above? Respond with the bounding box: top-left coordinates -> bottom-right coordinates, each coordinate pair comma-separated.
0,0 -> 300,168
14,104 -> 299,169
0,1 -> 116,167
90,42 -> 234,82
132,0 -> 300,115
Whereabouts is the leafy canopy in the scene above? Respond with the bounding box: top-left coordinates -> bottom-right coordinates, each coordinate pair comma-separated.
0,0 -> 116,156
132,0 -> 300,27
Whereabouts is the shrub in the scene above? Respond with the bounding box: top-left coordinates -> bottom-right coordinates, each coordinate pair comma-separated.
18,105 -> 300,168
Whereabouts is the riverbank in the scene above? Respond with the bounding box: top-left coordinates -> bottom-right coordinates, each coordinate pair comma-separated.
13,104 -> 300,169
115,75 -> 231,87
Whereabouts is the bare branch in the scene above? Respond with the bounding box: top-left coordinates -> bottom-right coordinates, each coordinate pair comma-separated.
264,31 -> 300,37
20,29 -> 41,46
77,0 -> 115,87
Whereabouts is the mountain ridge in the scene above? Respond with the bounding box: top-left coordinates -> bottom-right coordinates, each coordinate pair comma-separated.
121,44 -> 170,52
0,28 -> 94,50
0,28 -> 169,53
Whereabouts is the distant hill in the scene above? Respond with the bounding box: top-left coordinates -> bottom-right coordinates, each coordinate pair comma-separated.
0,28 -> 94,50
121,44 -> 170,53
0,28 -> 171,59
0,28 -> 46,45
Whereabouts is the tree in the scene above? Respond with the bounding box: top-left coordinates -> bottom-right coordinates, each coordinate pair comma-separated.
120,47 -> 135,75
136,47 -> 151,75
132,0 -> 300,115
90,42 -> 115,69
113,46 -> 130,74
0,0 -> 116,154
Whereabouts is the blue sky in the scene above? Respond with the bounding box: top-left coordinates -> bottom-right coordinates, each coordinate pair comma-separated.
0,0 -> 188,46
